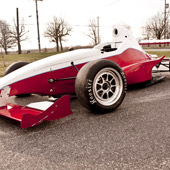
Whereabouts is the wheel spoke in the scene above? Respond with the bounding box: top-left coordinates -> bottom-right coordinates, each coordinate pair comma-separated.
102,74 -> 107,81
109,77 -> 114,83
111,85 -> 116,88
106,74 -> 109,81
111,85 -> 116,93
97,90 -> 103,97
111,79 -> 116,85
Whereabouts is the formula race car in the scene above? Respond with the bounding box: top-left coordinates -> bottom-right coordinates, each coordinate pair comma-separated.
0,26 -> 165,128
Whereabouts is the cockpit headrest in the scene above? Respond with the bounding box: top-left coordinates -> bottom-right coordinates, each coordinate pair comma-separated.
112,26 -> 134,42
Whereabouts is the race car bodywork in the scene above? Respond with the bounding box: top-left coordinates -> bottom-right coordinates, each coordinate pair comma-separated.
0,26 -> 164,128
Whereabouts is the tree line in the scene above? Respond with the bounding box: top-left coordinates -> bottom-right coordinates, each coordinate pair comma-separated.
0,16 -> 100,55
0,19 -> 28,55
0,10 -> 170,55
142,11 -> 170,40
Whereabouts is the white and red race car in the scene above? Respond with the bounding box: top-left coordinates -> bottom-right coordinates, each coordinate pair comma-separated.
0,26 -> 164,128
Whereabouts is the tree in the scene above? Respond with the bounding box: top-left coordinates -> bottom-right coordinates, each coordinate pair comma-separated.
142,25 -> 152,40
143,11 -> 170,40
166,23 -> 170,39
87,19 -> 100,46
165,11 -> 170,39
0,20 -> 16,54
44,17 -> 72,52
58,18 -> 72,51
11,19 -> 29,54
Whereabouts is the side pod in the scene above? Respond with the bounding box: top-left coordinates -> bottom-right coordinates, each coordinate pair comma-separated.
0,95 -> 73,128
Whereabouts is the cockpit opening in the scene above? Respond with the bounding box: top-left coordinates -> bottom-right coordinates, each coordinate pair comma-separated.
101,44 -> 117,52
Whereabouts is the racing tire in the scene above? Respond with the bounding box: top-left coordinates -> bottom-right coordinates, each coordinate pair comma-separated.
4,61 -> 30,97
4,61 -> 29,75
75,59 -> 127,113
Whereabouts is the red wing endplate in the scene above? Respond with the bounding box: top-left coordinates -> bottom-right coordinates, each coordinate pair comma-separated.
0,95 -> 73,128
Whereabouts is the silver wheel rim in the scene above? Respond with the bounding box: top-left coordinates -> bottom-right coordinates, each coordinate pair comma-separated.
93,68 -> 123,106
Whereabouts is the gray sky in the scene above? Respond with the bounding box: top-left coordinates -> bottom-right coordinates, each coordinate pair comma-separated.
0,0 -> 169,50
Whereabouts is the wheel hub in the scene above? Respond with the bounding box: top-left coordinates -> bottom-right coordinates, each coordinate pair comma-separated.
102,82 -> 110,91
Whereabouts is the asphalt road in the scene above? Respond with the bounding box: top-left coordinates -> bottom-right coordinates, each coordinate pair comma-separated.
1,73 -> 170,170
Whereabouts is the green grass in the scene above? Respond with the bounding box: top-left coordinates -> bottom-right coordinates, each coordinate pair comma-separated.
0,52 -> 60,77
147,51 -> 170,58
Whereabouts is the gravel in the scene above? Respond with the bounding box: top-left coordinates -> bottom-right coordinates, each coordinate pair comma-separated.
0,73 -> 170,169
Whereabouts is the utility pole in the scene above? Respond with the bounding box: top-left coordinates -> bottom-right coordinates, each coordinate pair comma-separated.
35,0 -> 42,53
164,0 -> 169,38
16,8 -> 21,54
164,0 -> 169,46
164,0 -> 167,40
97,16 -> 100,44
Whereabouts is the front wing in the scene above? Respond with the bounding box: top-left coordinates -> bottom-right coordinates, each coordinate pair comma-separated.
0,95 -> 72,128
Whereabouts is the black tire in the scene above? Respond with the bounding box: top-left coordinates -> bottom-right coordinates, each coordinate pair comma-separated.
75,59 -> 127,113
4,61 -> 29,76
4,61 -> 30,97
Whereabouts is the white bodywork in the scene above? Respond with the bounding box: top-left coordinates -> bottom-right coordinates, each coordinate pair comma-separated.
0,26 -> 143,90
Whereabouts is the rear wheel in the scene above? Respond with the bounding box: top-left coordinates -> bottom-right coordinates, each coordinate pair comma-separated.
4,61 -> 30,97
75,59 -> 127,113
5,61 -> 29,75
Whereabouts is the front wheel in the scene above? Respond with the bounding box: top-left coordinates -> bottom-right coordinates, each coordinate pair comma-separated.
75,60 -> 127,113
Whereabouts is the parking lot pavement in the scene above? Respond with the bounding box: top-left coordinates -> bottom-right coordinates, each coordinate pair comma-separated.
1,73 -> 170,169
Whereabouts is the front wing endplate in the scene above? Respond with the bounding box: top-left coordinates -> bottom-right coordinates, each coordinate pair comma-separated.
0,95 -> 73,128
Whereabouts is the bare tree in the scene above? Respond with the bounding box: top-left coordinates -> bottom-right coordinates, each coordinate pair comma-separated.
165,11 -> 170,39
142,25 -> 152,40
58,18 -> 72,51
11,19 -> 29,54
44,17 -> 72,52
44,17 -> 60,52
143,12 -> 170,40
87,19 -> 100,46
167,23 -> 170,39
0,47 -> 6,67
0,20 -> 16,54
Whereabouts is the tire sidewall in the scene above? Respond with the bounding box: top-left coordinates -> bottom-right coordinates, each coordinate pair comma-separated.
76,59 -> 127,113
5,61 -> 29,75
4,61 -> 30,97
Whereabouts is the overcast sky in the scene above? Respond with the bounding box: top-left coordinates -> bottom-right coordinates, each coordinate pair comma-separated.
0,0 -> 169,50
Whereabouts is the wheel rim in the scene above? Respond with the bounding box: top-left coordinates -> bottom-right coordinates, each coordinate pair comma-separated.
93,67 -> 123,106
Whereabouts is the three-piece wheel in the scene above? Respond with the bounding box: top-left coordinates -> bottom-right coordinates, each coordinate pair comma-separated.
75,59 -> 127,113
